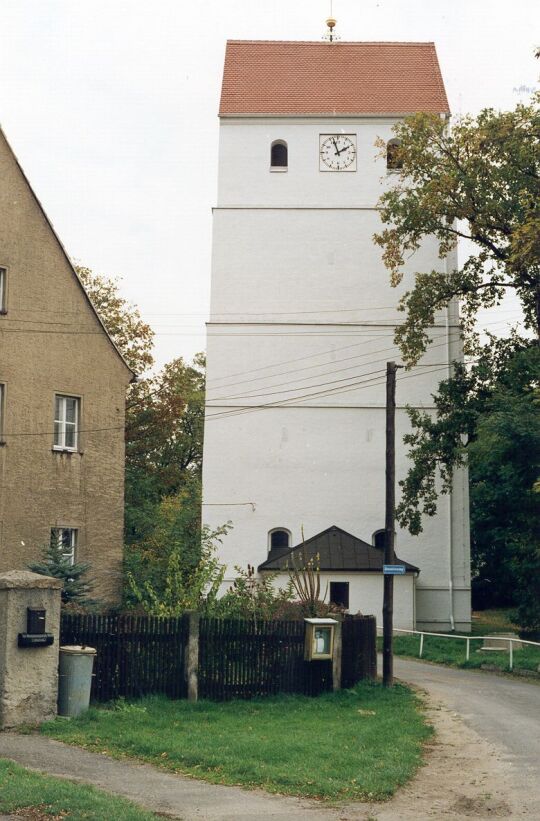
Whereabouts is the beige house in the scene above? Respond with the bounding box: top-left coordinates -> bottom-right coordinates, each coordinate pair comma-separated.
0,127 -> 133,602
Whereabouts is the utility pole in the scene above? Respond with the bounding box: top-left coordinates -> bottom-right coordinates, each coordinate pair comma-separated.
383,361 -> 398,687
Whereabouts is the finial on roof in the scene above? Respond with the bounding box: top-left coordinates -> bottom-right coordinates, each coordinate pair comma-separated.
323,2 -> 340,43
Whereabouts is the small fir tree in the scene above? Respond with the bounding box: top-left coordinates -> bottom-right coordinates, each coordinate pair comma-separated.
29,540 -> 94,605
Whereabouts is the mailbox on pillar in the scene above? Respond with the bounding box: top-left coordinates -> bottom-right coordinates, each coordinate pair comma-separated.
18,607 -> 54,648
304,618 -> 338,661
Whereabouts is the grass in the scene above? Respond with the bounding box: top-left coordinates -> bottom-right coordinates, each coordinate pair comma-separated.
40,682 -> 433,802
0,758 -> 159,820
387,610 -> 540,674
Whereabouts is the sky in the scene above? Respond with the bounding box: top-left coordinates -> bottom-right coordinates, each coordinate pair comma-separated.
0,0 -> 537,370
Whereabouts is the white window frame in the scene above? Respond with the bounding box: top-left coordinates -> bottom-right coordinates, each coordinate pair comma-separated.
51,527 -> 77,566
53,394 -> 80,451
0,266 -> 6,313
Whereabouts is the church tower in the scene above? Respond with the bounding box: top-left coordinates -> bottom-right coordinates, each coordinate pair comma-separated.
203,33 -> 471,631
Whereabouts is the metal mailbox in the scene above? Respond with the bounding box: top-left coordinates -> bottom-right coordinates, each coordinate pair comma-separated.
17,607 -> 54,648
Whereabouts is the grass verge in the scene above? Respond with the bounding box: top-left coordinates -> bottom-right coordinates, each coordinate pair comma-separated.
390,634 -> 540,672
41,682 -> 432,802
0,758 -> 159,820
386,611 -> 540,674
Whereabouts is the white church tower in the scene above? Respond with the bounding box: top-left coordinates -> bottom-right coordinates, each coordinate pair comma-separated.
203,29 -> 471,631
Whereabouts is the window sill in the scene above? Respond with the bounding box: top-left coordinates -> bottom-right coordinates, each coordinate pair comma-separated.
270,167 -> 288,173
0,310 -> 7,316
52,447 -> 82,455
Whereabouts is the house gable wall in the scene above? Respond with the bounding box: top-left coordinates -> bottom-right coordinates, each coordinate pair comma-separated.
0,129 -> 132,601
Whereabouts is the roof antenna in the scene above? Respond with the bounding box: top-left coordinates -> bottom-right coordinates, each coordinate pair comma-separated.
323,1 -> 340,42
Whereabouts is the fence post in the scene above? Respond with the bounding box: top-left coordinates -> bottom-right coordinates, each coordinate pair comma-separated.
185,611 -> 200,702
509,639 -> 513,672
419,632 -> 424,658
332,618 -> 343,692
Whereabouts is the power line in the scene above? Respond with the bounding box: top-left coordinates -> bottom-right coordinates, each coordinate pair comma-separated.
204,363 -> 455,423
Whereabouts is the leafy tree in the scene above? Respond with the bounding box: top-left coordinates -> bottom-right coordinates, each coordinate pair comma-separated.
125,485 -> 229,615
76,265 -> 205,545
76,265 -> 154,375
29,541 -> 94,605
374,98 -> 540,626
125,355 -> 205,543
374,99 -> 539,367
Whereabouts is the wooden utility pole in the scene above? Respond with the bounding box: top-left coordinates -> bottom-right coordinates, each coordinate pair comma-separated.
382,361 -> 398,687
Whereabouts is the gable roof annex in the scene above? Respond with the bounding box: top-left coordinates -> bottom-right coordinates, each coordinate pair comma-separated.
220,40 -> 450,117
258,525 -> 419,573
0,126 -> 135,380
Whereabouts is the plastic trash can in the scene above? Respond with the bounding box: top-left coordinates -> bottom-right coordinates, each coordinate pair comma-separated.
58,645 -> 96,717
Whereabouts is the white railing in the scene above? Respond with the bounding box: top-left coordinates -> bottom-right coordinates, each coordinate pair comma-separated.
391,628 -> 540,672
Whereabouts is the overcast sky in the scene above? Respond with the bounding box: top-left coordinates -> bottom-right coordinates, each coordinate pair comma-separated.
1,0 -> 537,369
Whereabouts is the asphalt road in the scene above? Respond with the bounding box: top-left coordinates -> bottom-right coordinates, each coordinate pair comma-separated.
393,656 -> 540,802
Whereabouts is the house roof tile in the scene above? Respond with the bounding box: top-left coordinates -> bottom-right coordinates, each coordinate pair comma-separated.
220,40 -> 449,116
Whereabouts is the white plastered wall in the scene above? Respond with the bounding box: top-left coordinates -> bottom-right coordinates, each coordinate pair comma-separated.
203,115 -> 471,632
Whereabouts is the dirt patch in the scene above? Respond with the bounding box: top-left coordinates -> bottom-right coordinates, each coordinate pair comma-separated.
337,690 -> 533,820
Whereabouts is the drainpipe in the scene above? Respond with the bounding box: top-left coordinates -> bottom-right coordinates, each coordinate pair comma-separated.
446,263 -> 456,632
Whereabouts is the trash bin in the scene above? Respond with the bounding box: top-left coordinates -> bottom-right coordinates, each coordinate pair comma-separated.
58,645 -> 96,717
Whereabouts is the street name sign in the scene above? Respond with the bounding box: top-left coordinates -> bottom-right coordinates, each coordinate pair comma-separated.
383,565 -> 406,575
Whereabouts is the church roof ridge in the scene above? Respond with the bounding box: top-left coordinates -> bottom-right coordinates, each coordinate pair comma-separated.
225,39 -> 438,46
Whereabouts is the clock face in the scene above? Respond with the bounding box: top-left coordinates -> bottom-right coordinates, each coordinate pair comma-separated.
319,134 -> 357,172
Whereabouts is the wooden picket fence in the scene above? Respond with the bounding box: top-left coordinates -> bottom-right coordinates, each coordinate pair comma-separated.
60,613 -> 376,702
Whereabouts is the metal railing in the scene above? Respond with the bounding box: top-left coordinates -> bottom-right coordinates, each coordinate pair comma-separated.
391,628 -> 540,672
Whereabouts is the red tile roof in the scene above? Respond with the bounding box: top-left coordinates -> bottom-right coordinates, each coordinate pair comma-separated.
220,40 -> 449,116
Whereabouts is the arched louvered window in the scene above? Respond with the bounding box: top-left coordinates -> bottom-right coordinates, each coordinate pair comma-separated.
270,140 -> 288,169
386,139 -> 403,170
269,528 -> 291,551
373,529 -> 386,549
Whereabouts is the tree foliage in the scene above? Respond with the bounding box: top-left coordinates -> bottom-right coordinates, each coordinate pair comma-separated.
374,99 -> 539,366
76,265 -> 154,375
374,98 -> 540,625
76,264 -> 205,546
125,482 -> 229,615
125,354 -> 205,543
29,541 -> 94,605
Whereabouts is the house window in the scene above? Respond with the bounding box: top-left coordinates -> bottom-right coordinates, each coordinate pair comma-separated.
51,527 -> 77,565
0,267 -> 6,313
54,395 -> 79,451
270,140 -> 288,170
373,529 -> 386,549
386,139 -> 403,171
269,528 -> 291,551
330,581 -> 349,609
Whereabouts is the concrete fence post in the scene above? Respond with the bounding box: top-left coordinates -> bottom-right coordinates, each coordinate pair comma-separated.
332,618 -> 343,692
185,611 -> 200,702
0,570 -> 63,729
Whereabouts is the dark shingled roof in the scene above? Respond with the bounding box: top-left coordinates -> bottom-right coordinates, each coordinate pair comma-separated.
258,525 -> 419,573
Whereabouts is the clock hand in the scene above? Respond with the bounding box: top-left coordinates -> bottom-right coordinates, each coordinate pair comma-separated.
332,138 -> 342,155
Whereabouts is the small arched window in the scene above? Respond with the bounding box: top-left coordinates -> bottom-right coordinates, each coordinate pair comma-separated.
373,529 -> 386,549
270,140 -> 288,170
269,528 -> 291,552
386,139 -> 403,171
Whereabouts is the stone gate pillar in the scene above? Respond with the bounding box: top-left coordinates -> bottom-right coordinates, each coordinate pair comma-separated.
0,570 -> 63,729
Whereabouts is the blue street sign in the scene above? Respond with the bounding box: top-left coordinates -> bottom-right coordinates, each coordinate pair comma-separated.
383,565 -> 406,575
